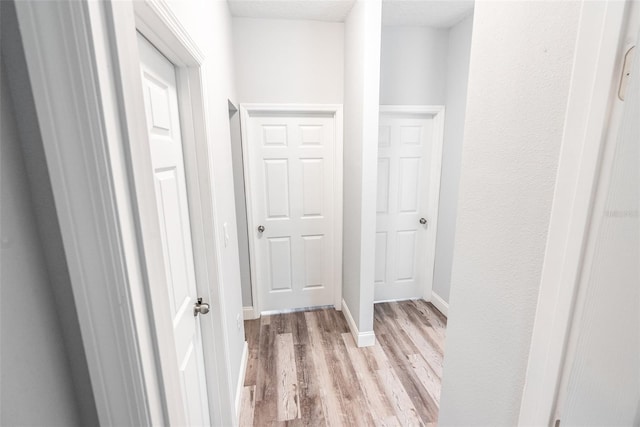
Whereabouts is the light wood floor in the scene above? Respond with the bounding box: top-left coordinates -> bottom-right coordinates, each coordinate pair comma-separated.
239,300 -> 447,426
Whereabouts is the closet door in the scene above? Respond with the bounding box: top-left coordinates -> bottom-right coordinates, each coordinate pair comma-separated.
375,109 -> 442,302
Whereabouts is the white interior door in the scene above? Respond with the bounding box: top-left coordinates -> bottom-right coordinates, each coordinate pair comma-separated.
138,33 -> 210,426
245,110 -> 337,313
375,109 -> 442,302
556,14 -> 639,426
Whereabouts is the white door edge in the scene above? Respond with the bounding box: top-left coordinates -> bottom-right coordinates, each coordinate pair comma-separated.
519,1 -> 632,424
378,105 -> 446,301
240,104 -> 344,316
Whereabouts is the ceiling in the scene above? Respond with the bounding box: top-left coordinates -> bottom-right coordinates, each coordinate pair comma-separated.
227,0 -> 474,27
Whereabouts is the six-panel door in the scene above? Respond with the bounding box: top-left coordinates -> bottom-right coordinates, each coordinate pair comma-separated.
247,114 -> 336,312
375,113 -> 435,302
138,33 -> 210,426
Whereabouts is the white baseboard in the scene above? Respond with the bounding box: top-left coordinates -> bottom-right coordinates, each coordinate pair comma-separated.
235,341 -> 249,418
430,292 -> 449,317
374,296 -> 421,304
243,306 -> 258,320
341,298 -> 375,347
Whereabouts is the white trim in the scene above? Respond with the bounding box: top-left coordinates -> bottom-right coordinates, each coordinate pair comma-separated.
104,0 -> 235,425
341,299 -> 376,348
260,305 -> 335,317
240,104 -> 344,315
235,342 -> 249,418
12,1 -> 154,424
132,0 -> 204,66
429,293 -> 449,318
378,105 -> 446,301
243,307 -> 259,320
519,1 -> 629,424
373,297 -> 421,304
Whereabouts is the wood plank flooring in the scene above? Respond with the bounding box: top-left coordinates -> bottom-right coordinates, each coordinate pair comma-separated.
240,300 -> 447,426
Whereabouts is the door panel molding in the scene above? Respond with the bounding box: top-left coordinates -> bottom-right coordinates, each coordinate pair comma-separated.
240,104 -> 344,317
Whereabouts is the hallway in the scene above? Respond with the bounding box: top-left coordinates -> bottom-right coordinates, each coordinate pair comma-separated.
239,300 -> 446,425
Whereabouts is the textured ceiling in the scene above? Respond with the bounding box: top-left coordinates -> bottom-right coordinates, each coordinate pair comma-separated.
227,0 -> 357,23
382,0 -> 474,28
228,0 -> 474,27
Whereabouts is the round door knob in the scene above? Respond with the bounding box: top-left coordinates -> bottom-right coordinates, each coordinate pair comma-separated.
194,297 -> 210,316
258,225 -> 265,233
419,218 -> 427,225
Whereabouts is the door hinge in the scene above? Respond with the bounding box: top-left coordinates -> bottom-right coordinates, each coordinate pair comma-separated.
554,418 -> 561,427
618,45 -> 635,101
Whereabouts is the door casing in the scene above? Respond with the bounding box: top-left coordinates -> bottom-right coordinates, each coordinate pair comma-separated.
519,1 -> 634,424
106,1 -> 235,425
240,104 -> 344,318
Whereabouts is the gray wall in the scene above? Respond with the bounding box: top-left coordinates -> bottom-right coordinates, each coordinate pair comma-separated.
1,3 -> 98,424
229,104 -> 253,307
432,15 -> 474,303
1,56 -> 82,427
438,1 -> 581,424
379,26 -> 448,105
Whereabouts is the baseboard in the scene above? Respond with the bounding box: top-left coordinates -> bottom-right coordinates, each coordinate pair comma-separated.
374,297 -> 421,304
430,292 -> 449,318
341,298 -> 376,347
243,306 -> 258,320
235,341 -> 249,417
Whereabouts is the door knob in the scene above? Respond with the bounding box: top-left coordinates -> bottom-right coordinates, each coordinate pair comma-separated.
419,218 -> 427,225
258,225 -> 265,233
193,297 -> 210,317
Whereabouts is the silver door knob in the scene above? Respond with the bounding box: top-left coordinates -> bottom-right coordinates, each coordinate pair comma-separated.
194,297 -> 210,316
419,218 -> 427,225
258,225 -> 265,233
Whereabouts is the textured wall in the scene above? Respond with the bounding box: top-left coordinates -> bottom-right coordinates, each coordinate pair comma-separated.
438,1 -> 581,425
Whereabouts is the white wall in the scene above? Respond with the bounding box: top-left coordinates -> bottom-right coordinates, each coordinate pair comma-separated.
379,26 -> 448,105
233,17 -> 344,104
342,0 -> 381,339
438,2 -> 581,425
432,15 -> 474,303
0,61 -> 82,427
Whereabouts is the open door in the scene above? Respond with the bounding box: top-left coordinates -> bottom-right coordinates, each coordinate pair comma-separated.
554,23 -> 639,426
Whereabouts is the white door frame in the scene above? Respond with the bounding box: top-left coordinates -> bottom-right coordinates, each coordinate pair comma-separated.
519,1 -> 632,424
109,0 -> 237,424
378,105 -> 446,302
240,104 -> 344,318
13,0 -> 235,425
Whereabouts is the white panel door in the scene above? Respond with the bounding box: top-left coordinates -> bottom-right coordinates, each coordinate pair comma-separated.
138,33 -> 210,426
246,113 -> 336,312
375,112 -> 440,302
